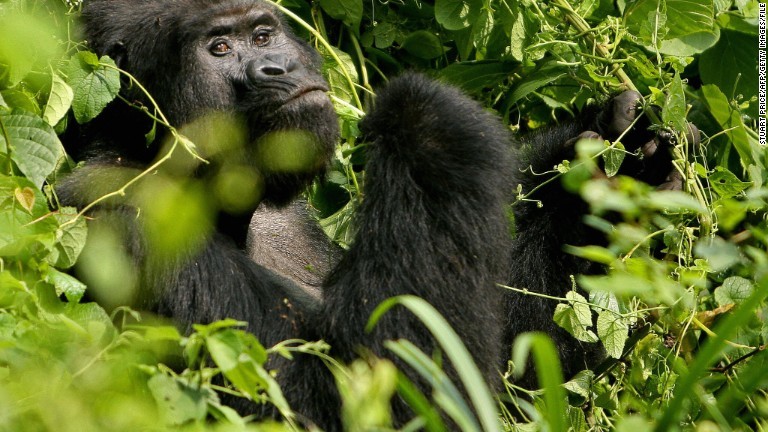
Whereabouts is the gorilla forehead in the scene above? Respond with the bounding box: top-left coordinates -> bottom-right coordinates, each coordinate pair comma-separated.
83,0 -> 281,56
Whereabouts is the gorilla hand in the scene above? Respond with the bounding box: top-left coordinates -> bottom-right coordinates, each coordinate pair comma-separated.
571,90 -> 701,190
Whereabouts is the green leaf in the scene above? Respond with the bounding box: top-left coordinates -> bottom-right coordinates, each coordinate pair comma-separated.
0,89 -> 40,114
564,370 -> 594,401
0,111 -> 64,189
45,267 -> 86,303
553,292 -> 598,343
63,302 -> 117,342
506,62 -> 568,106
624,0 -> 717,56
43,72 -> 74,127
321,46 -> 359,104
506,2 -> 542,62
0,12 -> 60,85
66,52 -> 121,124
50,207 -> 88,269
694,236 -> 742,272
435,0 -> 483,30
205,329 -> 270,398
439,61 -> 518,95
597,311 -> 628,358
699,29 -> 758,117
662,74 -> 687,133
0,177 -> 57,257
714,276 -> 754,306
700,85 -> 760,168
401,30 -> 444,59
564,245 -> 617,265
602,142 -> 626,177
319,0 -> 362,29
646,190 -> 707,214
147,374 -> 209,425
709,166 -> 752,198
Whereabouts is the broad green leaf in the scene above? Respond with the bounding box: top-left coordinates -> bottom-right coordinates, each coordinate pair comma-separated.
506,2 -> 543,62
646,190 -> 707,213
319,0 -> 363,29
602,142 -> 626,177
624,0 -> 717,56
553,292 -> 599,343
67,52 -> 120,124
439,61 -> 518,95
709,166 -> 752,198
321,46 -> 359,104
435,0 -> 482,30
565,245 -> 617,265
336,358 -> 397,431
63,301 -> 118,342
694,236 -> 742,272
0,177 -> 57,257
401,30 -> 444,59
43,72 -> 74,127
506,62 -> 568,106
50,207 -> 88,269
662,74 -> 687,133
46,268 -> 86,303
0,111 -> 63,189
700,29 -> 759,117
597,311 -> 629,358
147,374 -> 209,425
658,28 -> 720,57
0,89 -> 40,114
701,84 -> 760,168
0,12 -> 60,85
714,276 -> 754,306
206,329 -> 269,396
564,370 -> 595,401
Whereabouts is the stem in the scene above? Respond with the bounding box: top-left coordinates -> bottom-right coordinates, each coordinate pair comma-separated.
0,115 -> 12,175
550,0 -> 637,92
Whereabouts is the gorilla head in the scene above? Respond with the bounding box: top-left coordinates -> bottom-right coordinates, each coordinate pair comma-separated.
80,0 -> 339,205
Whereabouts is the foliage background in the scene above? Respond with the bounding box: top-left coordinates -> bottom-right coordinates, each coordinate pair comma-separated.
0,0 -> 766,431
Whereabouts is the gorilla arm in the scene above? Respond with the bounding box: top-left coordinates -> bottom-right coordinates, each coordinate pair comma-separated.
504,91 -> 700,382
280,73 -> 515,429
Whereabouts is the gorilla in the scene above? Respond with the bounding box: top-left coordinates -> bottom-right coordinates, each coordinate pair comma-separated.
57,0 -> 691,429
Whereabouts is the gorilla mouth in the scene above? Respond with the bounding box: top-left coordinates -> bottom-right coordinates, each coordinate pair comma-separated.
284,86 -> 330,105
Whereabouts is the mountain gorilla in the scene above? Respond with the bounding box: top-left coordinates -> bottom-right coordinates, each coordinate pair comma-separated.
57,0 -> 692,429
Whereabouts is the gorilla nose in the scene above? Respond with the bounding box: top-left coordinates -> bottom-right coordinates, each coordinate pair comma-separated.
247,54 -> 299,81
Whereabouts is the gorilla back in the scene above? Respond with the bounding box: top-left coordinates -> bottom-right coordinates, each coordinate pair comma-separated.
59,0 -> 513,429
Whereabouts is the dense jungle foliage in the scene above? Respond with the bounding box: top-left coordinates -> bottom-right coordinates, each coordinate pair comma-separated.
0,0 -> 765,430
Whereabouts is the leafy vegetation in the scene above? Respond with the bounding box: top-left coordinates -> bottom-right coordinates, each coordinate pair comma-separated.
0,0 -> 765,430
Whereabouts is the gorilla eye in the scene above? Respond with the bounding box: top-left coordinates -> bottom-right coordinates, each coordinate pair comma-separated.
210,41 -> 232,56
253,31 -> 271,47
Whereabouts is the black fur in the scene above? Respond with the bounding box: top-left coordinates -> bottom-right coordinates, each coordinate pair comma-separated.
58,0 -> 679,429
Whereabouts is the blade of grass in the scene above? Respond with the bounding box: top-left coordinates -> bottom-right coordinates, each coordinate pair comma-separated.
511,333 -> 567,432
367,295 -> 501,432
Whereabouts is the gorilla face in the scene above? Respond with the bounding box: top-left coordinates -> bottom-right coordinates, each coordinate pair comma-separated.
82,0 -> 339,205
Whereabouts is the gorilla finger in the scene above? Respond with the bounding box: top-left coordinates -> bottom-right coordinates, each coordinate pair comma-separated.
640,138 -> 659,158
685,123 -> 701,147
657,169 -> 684,191
606,90 -> 642,137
